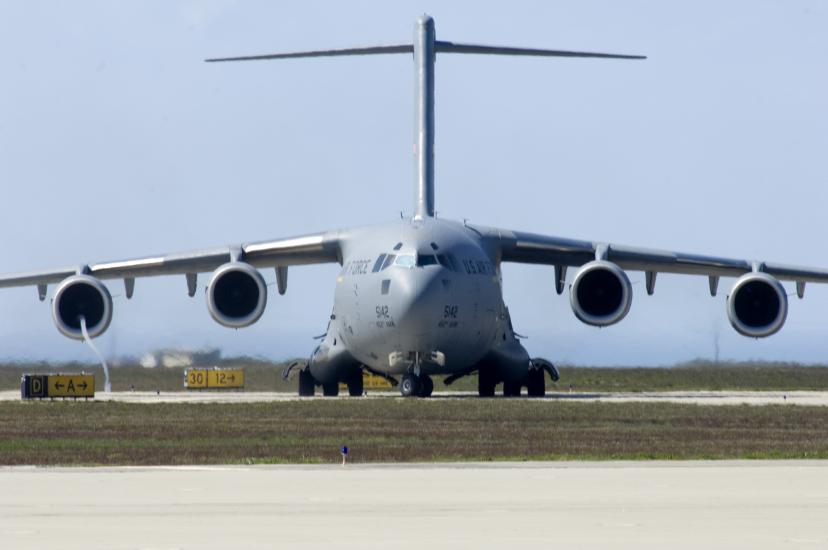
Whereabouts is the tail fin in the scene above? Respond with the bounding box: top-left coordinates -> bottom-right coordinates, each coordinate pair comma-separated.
205,42 -> 644,63
207,15 -> 644,219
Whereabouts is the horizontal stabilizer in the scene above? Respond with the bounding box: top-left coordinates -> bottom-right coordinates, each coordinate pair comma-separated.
435,41 -> 645,59
207,42 -> 644,64
206,44 -> 413,63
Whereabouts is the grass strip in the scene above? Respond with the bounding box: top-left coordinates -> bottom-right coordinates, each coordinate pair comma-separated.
1,399 -> 827,465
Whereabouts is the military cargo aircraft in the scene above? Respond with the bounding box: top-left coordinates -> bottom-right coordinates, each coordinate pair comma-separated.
3,15 -> 827,397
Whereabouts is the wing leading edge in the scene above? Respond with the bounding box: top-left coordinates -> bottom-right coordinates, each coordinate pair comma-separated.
0,231 -> 342,291
478,225 -> 828,286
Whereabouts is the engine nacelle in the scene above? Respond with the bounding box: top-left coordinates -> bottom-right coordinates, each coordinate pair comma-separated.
727,272 -> 787,337
570,260 -> 632,327
51,275 -> 113,340
206,262 -> 267,328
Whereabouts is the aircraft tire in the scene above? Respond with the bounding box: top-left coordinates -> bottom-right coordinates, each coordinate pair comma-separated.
322,381 -> 340,397
503,380 -> 521,397
298,369 -> 315,397
346,369 -> 364,397
526,368 -> 545,397
400,374 -> 420,397
477,367 -> 496,397
418,375 -> 433,397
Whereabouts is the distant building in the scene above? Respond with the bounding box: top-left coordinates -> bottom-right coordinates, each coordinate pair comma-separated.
139,348 -> 221,369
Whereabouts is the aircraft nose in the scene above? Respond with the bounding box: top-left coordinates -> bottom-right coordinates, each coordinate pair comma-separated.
392,267 -> 451,350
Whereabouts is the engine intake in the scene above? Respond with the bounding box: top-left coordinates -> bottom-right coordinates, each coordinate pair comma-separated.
51,275 -> 113,340
206,262 -> 267,328
727,272 -> 787,337
570,261 -> 632,327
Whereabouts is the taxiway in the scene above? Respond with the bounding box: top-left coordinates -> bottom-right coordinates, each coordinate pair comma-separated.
1,461 -> 826,549
2,389 -> 827,405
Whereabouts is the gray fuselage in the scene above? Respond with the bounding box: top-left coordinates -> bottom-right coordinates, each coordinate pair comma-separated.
323,217 -> 506,377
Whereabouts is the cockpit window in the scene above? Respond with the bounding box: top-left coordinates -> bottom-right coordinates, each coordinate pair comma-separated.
379,252 -> 460,270
372,254 -> 387,273
394,254 -> 416,268
436,254 -> 459,271
417,254 -> 438,267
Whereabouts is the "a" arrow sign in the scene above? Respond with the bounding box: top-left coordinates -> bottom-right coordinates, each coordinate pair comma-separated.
47,375 -> 95,398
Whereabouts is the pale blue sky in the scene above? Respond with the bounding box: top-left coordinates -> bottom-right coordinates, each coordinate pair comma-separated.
1,1 -> 827,365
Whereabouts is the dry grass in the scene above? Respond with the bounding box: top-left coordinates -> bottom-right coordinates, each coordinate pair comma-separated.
1,399 -> 827,465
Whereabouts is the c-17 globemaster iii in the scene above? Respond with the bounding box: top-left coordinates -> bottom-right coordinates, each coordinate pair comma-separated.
3,15 -> 827,397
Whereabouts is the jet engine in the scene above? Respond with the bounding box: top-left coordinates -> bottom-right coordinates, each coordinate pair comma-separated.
570,261 -> 632,326
727,272 -> 787,337
206,262 -> 267,328
51,275 -> 113,340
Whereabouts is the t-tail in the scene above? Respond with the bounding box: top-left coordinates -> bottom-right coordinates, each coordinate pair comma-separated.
206,15 -> 645,219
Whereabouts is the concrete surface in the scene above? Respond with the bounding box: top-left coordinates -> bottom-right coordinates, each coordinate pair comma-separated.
2,389 -> 828,405
1,461 -> 827,549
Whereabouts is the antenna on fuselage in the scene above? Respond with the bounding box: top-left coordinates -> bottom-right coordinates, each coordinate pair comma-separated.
206,15 -> 645,220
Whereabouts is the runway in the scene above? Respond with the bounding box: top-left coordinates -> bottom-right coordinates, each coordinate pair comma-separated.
1,461 -> 826,549
2,389 -> 828,405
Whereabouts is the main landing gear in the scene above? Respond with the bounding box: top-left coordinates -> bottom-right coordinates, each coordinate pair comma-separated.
497,370 -> 544,398
477,359 -> 559,398
526,367 -> 545,397
293,365 -> 364,397
503,380 -> 522,397
478,367 -> 497,398
298,368 -> 340,396
399,374 -> 433,397
298,368 -> 315,397
344,368 -> 363,397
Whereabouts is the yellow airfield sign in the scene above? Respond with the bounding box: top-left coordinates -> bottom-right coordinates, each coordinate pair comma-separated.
185,369 -> 208,389
47,374 -> 95,397
207,369 -> 244,388
21,374 -> 96,399
185,368 -> 244,390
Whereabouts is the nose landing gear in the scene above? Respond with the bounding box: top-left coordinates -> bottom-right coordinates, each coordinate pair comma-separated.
400,374 -> 433,397
419,375 -> 434,397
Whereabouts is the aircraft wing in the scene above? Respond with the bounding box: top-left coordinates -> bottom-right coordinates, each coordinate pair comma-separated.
0,231 -> 342,293
477,225 -> 828,290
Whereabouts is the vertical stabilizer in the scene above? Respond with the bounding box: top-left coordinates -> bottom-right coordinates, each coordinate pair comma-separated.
205,16 -> 644,220
413,15 -> 436,219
